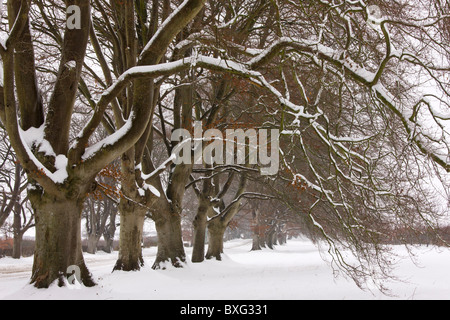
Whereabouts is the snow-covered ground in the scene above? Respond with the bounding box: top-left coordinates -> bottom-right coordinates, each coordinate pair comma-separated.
1,238 -> 450,300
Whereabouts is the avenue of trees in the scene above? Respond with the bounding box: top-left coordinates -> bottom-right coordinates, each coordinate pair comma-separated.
0,0 -> 448,291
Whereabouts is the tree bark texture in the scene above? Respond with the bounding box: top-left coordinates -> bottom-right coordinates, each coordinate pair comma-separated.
30,192 -> 94,288
205,218 -> 227,261
152,209 -> 186,269
191,195 -> 211,263
113,201 -> 146,272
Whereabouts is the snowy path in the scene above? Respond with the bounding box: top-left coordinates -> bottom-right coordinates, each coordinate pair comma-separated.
1,239 -> 450,300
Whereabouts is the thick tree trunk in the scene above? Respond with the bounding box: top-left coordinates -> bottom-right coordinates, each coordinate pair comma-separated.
272,231 -> 278,246
86,234 -> 101,254
102,203 -> 117,253
191,196 -> 210,263
205,219 -> 226,261
113,203 -> 146,271
278,232 -> 287,245
251,232 -> 262,251
103,226 -> 116,253
30,194 -> 94,288
152,211 -> 186,269
259,238 -> 266,248
103,236 -> 114,254
12,202 -> 22,259
12,234 -> 22,259
266,227 -> 277,250
251,210 -> 262,251
191,215 -> 207,263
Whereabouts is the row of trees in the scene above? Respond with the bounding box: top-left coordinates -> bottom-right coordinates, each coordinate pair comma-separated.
0,0 -> 448,290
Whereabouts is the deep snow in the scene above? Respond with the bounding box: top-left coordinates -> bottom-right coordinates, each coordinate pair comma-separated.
1,238 -> 450,300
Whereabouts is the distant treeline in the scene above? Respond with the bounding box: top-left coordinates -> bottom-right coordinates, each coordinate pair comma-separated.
0,236 -> 160,258
386,226 -> 450,246
0,239 -> 35,258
